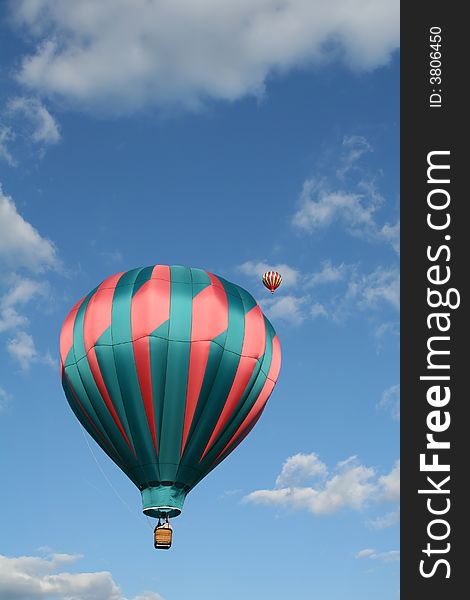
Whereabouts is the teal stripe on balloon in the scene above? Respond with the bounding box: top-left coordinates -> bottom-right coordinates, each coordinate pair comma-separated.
71,288 -> 97,363
197,327 -> 274,479
70,290 -> 138,466
74,352 -> 137,466
260,319 -> 277,378
149,321 -> 170,472
94,339 -> 136,452
63,364 -> 116,454
111,267 -> 159,484
62,370 -> 137,484
179,277 -> 245,467
133,265 -> 155,296
177,334 -> 226,477
190,266 -> 212,288
158,266 -> 192,481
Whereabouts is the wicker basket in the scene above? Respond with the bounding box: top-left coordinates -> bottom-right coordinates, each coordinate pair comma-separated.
154,525 -> 172,549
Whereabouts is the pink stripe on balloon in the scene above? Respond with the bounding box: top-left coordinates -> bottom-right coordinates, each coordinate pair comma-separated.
63,369 -> 117,453
133,336 -> 158,453
151,264 -> 171,281
130,265 -> 171,455
87,346 -> 136,456
83,272 -> 124,353
199,304 -> 266,460
59,296 -> 85,370
181,274 -> 228,456
212,411 -> 263,466
210,335 -> 281,464
82,272 -> 133,455
131,266 -> 171,339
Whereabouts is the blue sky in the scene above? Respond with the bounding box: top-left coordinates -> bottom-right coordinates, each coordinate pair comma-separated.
0,2 -> 399,599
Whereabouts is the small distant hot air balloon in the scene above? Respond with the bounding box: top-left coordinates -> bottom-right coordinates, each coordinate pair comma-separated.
60,265 -> 281,549
262,271 -> 282,293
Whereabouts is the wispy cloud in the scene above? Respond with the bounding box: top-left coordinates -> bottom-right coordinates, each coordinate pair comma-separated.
10,1 -> 398,113
378,459 -> 400,502
369,508 -> 400,529
237,258 -> 399,331
355,548 -> 400,562
337,135 -> 373,179
100,250 -> 124,265
293,179 -> 399,254
0,276 -> 50,333
0,551 -> 165,600
0,126 -> 16,167
275,453 -> 328,487
293,180 -> 378,233
7,97 -> 61,145
260,294 -> 308,325
306,260 -> 348,288
238,260 -> 300,288
0,386 -> 11,413
0,186 -> 62,373
347,266 -> 399,312
244,453 -> 399,518
6,331 -> 55,372
0,186 -> 61,273
1,97 -> 60,165
377,384 -> 400,421
292,137 -> 399,254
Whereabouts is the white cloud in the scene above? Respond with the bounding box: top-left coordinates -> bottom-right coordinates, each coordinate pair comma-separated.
0,186 -> 60,272
0,386 -> 11,412
292,137 -> 399,255
374,321 -> 399,341
378,459 -> 400,502
6,331 -> 55,371
10,0 -> 398,113
7,96 -> 61,145
377,384 -> 400,421
237,260 -> 306,323
307,260 -> 347,288
238,260 -> 300,288
355,548 -> 375,558
6,331 -> 37,370
306,264 -> 399,323
369,508 -> 400,529
244,453 -> 399,517
0,126 -> 17,166
0,307 -> 29,333
100,249 -> 124,265
355,548 -> 399,563
1,277 -> 49,310
275,453 -> 328,487
292,179 -> 381,235
348,267 -> 399,311
0,278 -> 55,373
219,489 -> 243,499
377,221 -> 400,255
311,302 -> 328,318
0,552 -> 164,600
261,294 -> 307,325
0,189 -> 61,373
237,259 -> 398,326
337,135 -> 373,179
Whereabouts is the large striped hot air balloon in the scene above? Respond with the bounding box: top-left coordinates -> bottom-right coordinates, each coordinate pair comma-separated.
60,265 -> 281,545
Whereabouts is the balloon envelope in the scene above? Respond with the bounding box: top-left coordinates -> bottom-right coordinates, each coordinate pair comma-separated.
262,271 -> 282,293
60,265 -> 281,518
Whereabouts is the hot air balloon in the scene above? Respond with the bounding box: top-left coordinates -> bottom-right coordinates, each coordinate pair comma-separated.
60,265 -> 281,548
262,271 -> 282,293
